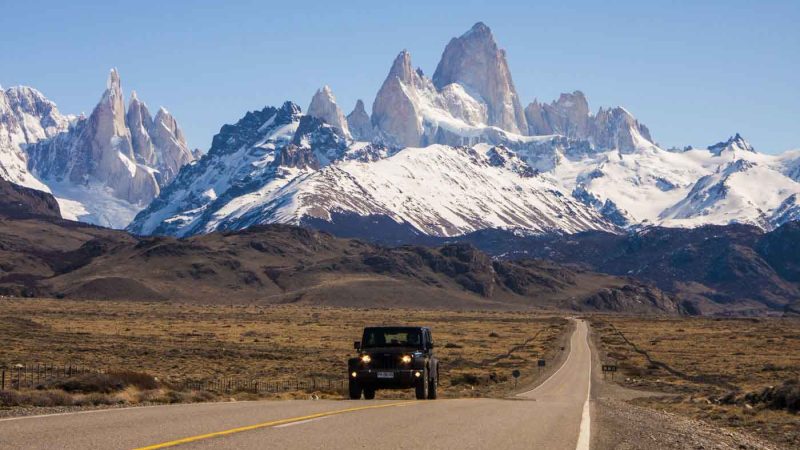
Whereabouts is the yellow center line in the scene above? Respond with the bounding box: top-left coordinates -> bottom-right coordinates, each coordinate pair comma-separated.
133,401 -> 418,449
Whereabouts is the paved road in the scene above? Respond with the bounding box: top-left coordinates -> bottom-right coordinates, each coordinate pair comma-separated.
0,320 -> 593,450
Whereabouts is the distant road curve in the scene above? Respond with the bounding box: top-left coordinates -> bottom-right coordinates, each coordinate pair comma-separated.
0,320 -> 593,450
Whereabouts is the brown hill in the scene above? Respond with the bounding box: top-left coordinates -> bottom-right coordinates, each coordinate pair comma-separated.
0,215 -> 680,314
0,178 -> 61,219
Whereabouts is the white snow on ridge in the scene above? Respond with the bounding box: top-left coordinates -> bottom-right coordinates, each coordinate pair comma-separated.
47,179 -> 142,228
553,141 -> 800,229
171,142 -> 615,238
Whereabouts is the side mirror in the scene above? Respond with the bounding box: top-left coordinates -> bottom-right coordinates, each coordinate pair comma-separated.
354,341 -> 361,350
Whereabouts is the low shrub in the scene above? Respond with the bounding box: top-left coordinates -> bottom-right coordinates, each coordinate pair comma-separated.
75,393 -> 119,406
450,373 -> 481,386
0,389 -> 75,407
107,370 -> 158,390
52,370 -> 158,394
745,379 -> 800,412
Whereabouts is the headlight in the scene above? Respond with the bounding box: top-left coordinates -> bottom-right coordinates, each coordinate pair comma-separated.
401,355 -> 412,364
360,354 -> 371,363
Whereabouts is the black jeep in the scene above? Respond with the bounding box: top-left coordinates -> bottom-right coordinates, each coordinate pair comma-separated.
348,326 -> 439,400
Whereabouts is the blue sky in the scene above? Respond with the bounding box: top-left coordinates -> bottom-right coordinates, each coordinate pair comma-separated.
2,0 -> 798,153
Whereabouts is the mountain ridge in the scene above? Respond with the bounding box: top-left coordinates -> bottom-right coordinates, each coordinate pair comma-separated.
1,69 -> 195,228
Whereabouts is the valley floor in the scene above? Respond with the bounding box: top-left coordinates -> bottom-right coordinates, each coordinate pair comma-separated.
0,298 -> 568,400
1,298 -> 797,448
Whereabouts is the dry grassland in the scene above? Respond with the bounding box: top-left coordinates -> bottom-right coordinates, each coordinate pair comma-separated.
592,316 -> 800,448
0,298 -> 568,400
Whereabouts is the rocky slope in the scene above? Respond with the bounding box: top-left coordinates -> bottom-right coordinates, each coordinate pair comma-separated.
0,86 -> 71,191
2,70 -> 195,228
0,177 -> 61,219
434,222 -> 800,316
0,207 -> 678,313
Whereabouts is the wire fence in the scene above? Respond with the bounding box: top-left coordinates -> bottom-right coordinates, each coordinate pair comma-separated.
0,362 -> 346,395
0,363 -> 97,390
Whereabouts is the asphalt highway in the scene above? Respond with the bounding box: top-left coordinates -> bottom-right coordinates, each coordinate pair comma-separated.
0,320 -> 593,450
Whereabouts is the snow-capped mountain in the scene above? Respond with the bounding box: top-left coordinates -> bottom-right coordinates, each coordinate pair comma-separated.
0,86 -> 71,191
128,99 -> 612,237
2,69 -> 196,228
130,22 -> 799,238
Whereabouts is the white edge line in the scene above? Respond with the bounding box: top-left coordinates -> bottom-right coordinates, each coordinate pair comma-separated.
518,319 -> 577,396
575,320 -> 592,450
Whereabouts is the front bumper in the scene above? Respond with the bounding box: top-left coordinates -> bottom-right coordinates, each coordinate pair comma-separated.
350,369 -> 422,388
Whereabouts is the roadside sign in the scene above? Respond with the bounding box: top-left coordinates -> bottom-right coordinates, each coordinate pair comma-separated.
512,369 -> 521,388
602,364 -> 618,380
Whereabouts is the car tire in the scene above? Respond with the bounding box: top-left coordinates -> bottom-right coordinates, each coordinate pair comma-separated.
427,373 -> 437,400
348,380 -> 362,400
363,387 -> 376,400
415,368 -> 428,400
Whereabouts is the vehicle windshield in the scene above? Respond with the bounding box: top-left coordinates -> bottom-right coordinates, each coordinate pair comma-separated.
362,327 -> 423,348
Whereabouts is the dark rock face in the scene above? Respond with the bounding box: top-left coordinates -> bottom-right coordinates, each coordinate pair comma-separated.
708,133 -> 756,156
0,177 -> 61,219
757,221 -> 800,283
579,285 -> 681,315
425,223 -> 800,316
1,217 -> 677,314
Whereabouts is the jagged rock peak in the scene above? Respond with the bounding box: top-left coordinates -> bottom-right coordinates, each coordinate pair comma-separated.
0,85 -> 70,191
388,50 -> 417,83
106,68 -> 122,97
432,22 -> 528,134
280,100 -> 303,117
526,91 -> 590,138
461,21 -> 492,38
593,106 -> 653,154
307,85 -> 350,138
126,90 -> 155,165
25,68 -> 195,220
346,99 -> 373,141
709,133 -> 756,155
94,69 -> 134,158
371,50 -> 424,148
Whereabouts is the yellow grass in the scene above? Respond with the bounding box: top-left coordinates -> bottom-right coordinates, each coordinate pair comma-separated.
591,316 -> 800,448
0,298 -> 568,398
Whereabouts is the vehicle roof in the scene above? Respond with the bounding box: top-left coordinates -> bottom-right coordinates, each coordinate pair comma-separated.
363,326 -> 429,331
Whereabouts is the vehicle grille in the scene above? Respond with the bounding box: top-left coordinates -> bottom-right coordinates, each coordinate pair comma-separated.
371,354 -> 399,370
